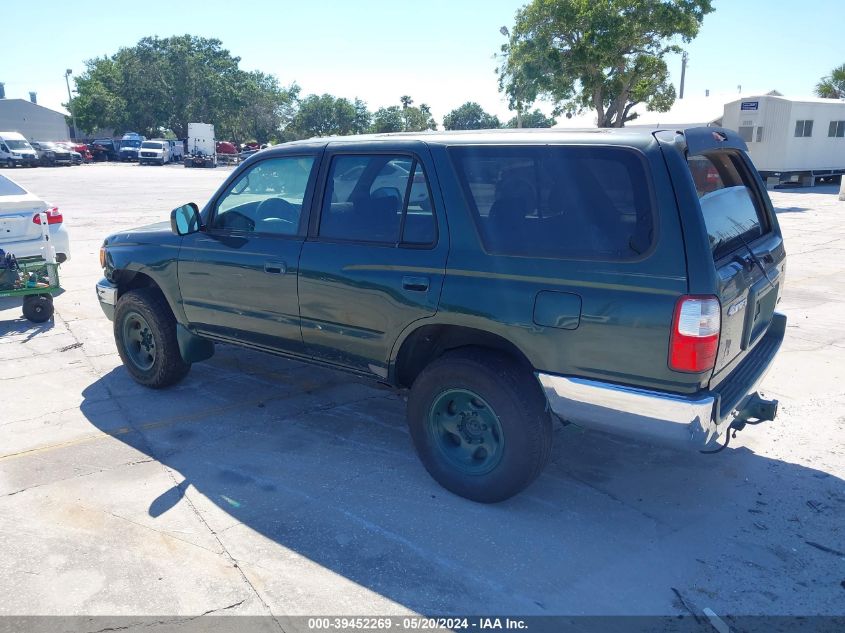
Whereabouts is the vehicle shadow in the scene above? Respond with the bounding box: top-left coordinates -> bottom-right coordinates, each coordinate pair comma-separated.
78,347 -> 845,618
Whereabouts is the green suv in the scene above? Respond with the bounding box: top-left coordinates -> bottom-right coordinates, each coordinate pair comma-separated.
96,128 -> 786,502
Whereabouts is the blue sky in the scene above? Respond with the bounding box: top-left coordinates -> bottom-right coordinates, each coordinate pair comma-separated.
1,0 -> 841,124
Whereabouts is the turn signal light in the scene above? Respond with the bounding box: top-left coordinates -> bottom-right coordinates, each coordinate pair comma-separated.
669,295 -> 721,373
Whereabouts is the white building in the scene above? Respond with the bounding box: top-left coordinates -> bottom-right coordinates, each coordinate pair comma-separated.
721,94 -> 845,183
0,98 -> 70,141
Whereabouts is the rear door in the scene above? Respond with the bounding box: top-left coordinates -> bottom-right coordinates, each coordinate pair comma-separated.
684,144 -> 785,383
297,143 -> 447,376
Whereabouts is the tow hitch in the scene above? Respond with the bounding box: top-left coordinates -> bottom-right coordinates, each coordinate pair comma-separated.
733,392 -> 779,430
701,392 -> 779,454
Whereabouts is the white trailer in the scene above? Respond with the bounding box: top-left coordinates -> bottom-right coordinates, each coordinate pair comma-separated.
722,95 -> 845,185
184,122 -> 216,168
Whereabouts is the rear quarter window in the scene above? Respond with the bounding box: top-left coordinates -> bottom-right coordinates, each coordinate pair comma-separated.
688,152 -> 770,259
449,145 -> 655,260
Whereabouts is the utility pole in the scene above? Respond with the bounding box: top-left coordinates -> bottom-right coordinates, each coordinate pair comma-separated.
679,52 -> 688,99
64,69 -> 79,140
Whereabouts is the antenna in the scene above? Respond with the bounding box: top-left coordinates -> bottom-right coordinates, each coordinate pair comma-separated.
679,52 -> 688,99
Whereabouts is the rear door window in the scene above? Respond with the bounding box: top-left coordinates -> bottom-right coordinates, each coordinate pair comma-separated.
449,146 -> 655,260
319,154 -> 436,246
688,152 -> 769,259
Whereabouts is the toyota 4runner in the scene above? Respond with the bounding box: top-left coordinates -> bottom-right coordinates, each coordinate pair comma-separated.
96,128 -> 786,502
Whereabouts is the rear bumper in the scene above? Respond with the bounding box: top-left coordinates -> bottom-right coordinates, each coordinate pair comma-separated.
537,313 -> 786,449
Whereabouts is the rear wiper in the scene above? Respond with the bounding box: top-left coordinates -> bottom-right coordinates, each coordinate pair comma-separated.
733,231 -> 777,290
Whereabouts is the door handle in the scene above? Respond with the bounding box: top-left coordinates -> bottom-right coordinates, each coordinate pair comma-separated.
402,276 -> 429,292
264,260 -> 287,274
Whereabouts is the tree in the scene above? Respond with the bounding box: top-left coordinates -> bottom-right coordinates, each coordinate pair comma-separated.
371,106 -> 405,133
815,63 -> 845,99
370,98 -> 437,132
505,109 -> 556,128
352,98 -> 372,134
498,0 -> 714,127
287,94 -> 357,139
70,35 -> 297,141
443,102 -> 501,130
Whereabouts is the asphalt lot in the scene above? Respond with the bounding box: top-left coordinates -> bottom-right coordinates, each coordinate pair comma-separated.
0,163 -> 843,622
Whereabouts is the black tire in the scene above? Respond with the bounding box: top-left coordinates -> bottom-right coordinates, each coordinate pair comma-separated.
114,288 -> 190,388
22,294 -> 53,323
407,348 -> 553,503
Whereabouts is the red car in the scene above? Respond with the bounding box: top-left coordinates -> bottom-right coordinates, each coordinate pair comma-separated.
216,141 -> 238,155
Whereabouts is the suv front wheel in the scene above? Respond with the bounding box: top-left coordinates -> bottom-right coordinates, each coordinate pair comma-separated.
114,288 -> 190,388
407,349 -> 553,503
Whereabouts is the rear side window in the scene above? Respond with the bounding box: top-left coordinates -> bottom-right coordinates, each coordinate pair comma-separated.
450,146 -> 655,260
320,154 -> 436,245
688,152 -> 769,259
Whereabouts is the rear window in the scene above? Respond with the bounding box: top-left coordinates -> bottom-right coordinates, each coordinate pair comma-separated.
449,146 -> 655,260
0,175 -> 27,196
688,152 -> 768,259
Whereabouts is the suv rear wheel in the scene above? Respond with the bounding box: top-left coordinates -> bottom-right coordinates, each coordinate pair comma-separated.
407,349 -> 553,502
114,288 -> 190,388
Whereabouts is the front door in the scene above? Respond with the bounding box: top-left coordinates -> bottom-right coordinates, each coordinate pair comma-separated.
298,145 -> 448,375
178,153 -> 320,353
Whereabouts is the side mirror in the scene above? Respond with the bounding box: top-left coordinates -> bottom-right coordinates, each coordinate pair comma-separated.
171,203 -> 201,236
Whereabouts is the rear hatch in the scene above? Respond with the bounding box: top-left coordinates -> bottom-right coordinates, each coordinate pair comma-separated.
683,131 -> 785,386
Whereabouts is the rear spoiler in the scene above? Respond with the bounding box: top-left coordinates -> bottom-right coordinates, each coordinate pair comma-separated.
653,127 -> 749,155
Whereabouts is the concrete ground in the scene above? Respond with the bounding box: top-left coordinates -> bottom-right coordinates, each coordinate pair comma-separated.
0,164 -> 843,622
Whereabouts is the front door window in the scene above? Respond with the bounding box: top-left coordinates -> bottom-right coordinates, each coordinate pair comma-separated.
212,156 -> 315,235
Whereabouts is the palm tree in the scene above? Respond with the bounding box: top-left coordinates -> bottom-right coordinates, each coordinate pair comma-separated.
400,95 -> 413,109
815,64 -> 845,98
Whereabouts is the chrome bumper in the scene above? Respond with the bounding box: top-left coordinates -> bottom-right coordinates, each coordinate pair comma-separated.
537,374 -> 720,448
95,278 -> 118,320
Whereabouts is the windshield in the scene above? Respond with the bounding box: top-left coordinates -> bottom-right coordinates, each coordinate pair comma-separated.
141,142 -> 163,149
5,140 -> 32,150
122,140 -> 141,148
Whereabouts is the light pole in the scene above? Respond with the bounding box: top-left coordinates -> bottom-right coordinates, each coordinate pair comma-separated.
64,69 -> 79,140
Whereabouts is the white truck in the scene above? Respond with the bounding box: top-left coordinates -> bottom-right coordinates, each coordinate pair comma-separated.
184,122 -> 216,168
138,139 -> 172,166
0,131 -> 39,168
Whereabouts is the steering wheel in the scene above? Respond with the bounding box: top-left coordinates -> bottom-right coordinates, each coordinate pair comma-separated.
256,197 -> 299,228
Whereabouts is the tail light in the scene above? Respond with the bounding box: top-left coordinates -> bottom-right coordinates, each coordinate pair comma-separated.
669,295 -> 721,373
33,207 -> 63,225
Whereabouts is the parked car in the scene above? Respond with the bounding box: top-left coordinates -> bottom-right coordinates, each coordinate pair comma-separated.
69,142 -> 93,162
54,142 -> 83,165
119,132 -> 145,161
30,141 -> 73,166
0,173 -> 70,262
0,131 -> 39,167
138,140 -> 171,165
95,128 -> 786,502
89,139 -> 120,162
